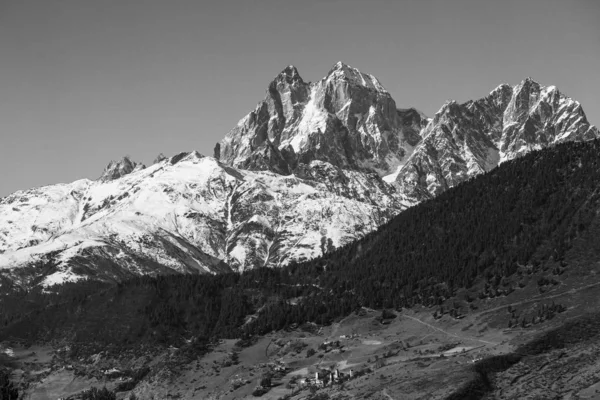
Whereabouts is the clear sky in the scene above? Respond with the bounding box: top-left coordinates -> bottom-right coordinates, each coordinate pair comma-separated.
0,0 -> 599,196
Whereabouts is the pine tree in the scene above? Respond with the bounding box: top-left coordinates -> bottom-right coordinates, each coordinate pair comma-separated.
0,370 -> 18,400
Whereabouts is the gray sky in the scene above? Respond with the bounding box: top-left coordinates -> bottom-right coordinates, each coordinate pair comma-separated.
1,0 -> 599,196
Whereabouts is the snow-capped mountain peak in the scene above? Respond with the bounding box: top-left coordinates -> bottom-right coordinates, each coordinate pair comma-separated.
395,78 -> 599,202
216,62 -> 423,178
274,65 -> 304,84
325,61 -> 388,93
489,83 -> 512,95
153,153 -> 167,164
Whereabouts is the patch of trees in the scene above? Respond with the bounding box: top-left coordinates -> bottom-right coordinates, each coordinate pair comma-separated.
252,373 -> 273,397
376,309 -> 397,324
80,387 -> 116,400
518,311 -> 600,355
445,353 -> 524,400
114,367 -> 150,392
0,369 -> 18,400
508,302 -> 567,328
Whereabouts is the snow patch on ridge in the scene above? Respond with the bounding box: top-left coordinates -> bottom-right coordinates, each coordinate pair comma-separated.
42,269 -> 86,288
285,86 -> 330,153
327,62 -> 388,93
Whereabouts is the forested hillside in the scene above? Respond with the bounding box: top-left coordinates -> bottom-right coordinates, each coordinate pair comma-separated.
2,140 -> 600,350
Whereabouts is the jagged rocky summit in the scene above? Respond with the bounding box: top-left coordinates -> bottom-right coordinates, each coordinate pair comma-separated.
395,78 -> 599,202
216,64 -> 598,203
215,61 -> 427,179
99,156 -> 146,182
0,62 -> 597,287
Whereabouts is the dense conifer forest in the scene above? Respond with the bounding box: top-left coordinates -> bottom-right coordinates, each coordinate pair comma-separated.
2,140 -> 600,350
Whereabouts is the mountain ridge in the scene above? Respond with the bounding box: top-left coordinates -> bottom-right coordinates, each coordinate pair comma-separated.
0,62 -> 597,287
395,76 -> 599,202
0,150 -> 403,287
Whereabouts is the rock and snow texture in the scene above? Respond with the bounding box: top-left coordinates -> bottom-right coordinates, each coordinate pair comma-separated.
0,63 -> 597,287
0,151 -> 403,286
395,78 -> 599,202
215,62 -> 427,178
99,156 -> 146,182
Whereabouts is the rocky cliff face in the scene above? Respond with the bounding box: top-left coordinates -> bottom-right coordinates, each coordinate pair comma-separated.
395,78 -> 599,202
216,62 -> 427,180
0,63 -> 597,287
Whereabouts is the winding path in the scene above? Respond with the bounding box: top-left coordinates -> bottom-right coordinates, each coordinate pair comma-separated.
400,314 -> 498,346
480,280 -> 600,315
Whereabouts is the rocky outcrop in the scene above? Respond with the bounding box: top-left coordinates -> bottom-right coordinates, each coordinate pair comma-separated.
99,156 -> 145,182
153,153 -> 167,164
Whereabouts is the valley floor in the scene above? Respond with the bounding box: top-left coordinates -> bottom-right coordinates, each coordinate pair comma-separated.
2,303 -> 589,400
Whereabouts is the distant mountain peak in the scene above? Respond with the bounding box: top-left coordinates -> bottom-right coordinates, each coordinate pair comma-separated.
282,64 -> 301,77
490,83 -> 512,95
436,100 -> 460,117
325,61 -> 388,93
272,65 -> 305,86
329,60 -> 353,73
513,77 -> 542,98
99,156 -> 145,182
153,153 -> 167,164
216,61 -> 418,178
396,78 -> 599,202
521,76 -> 538,84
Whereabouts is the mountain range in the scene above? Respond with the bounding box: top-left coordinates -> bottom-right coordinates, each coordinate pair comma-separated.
4,139 -> 600,400
0,62 -> 597,288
